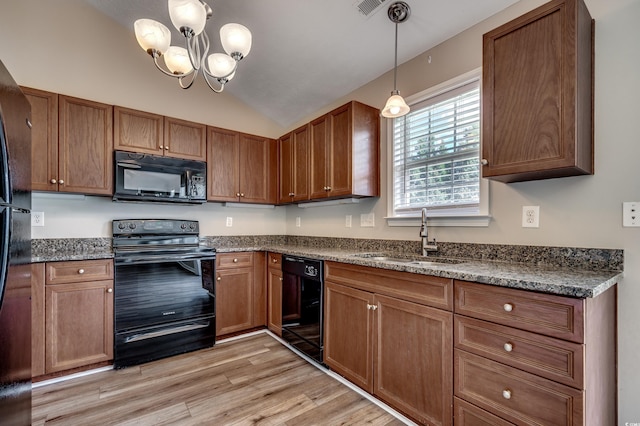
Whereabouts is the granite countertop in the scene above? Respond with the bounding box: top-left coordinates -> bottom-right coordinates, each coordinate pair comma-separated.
32,237 -> 622,299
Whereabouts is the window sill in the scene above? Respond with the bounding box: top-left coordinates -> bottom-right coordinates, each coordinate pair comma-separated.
386,215 -> 491,227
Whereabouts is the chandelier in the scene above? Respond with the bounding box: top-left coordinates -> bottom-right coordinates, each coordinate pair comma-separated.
381,1 -> 411,118
133,0 -> 252,93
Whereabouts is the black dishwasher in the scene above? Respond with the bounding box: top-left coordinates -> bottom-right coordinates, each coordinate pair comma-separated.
281,255 -> 324,365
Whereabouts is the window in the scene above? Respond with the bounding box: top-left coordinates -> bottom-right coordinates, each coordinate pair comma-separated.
387,69 -> 489,227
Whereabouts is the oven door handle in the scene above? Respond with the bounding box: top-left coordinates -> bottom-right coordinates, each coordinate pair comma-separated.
123,320 -> 211,343
115,253 -> 215,265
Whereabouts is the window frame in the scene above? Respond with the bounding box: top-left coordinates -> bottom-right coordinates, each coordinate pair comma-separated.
385,68 -> 490,227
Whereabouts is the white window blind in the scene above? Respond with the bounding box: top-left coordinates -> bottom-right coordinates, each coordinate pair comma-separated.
392,80 -> 480,216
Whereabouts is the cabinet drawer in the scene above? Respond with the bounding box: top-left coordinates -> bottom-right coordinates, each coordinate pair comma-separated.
46,259 -> 114,284
267,252 -> 281,268
455,350 -> 583,425
216,252 -> 253,269
455,281 -> 584,343
455,316 -> 584,388
454,397 -> 514,426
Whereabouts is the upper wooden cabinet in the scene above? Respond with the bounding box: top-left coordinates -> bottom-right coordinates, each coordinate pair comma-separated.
114,107 -> 206,161
309,101 -> 379,200
482,0 -> 594,183
207,126 -> 277,204
278,124 -> 310,204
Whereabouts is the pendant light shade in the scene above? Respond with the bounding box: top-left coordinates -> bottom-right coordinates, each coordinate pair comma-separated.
165,46 -> 194,74
168,0 -> 208,35
134,19 -> 171,54
220,23 -> 252,59
381,2 -> 411,119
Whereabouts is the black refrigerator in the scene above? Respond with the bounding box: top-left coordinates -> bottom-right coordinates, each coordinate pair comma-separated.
0,59 -> 32,425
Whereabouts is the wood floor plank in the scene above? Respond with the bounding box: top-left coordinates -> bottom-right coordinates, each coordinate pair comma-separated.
32,332 -> 408,425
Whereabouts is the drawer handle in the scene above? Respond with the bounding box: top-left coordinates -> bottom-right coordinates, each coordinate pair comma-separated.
78,269 -> 85,274
107,288 -> 113,293
503,303 -> 513,312
233,258 -> 238,263
502,389 -> 512,400
504,342 -> 513,352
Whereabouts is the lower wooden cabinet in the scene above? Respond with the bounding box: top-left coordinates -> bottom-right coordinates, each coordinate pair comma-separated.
32,259 -> 114,377
324,262 -> 453,426
266,252 -> 282,336
215,252 -> 266,337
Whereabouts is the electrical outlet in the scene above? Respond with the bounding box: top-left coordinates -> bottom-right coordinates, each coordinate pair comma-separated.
345,215 -> 352,228
360,212 -> 375,227
623,202 -> 640,227
522,206 -> 539,228
296,217 -> 301,227
31,211 -> 45,227
225,217 -> 233,227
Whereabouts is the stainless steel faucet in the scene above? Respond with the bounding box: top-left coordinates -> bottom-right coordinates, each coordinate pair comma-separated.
420,207 -> 438,256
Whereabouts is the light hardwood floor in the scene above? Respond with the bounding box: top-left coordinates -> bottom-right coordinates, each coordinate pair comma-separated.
32,333 -> 408,425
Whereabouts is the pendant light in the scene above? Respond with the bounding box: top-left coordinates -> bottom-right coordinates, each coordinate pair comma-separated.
381,2 -> 411,118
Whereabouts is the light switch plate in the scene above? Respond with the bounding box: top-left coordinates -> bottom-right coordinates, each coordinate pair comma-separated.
623,202 -> 640,227
31,211 -> 45,227
225,217 -> 233,227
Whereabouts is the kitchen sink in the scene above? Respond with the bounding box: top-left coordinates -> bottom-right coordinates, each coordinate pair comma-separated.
350,253 -> 465,266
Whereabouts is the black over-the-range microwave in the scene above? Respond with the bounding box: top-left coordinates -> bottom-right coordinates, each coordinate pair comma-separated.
113,150 -> 207,204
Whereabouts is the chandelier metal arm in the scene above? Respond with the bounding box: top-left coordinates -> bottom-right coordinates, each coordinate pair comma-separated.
201,71 -> 226,93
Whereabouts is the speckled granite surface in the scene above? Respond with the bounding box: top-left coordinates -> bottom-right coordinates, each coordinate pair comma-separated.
33,235 -> 623,298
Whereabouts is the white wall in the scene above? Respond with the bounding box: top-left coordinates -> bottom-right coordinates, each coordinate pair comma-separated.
1,0 -> 639,420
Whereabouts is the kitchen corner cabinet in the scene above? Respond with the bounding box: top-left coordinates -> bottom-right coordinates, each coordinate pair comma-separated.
215,252 -> 266,337
31,260 -> 114,376
23,90 -> 113,195
207,127 -> 277,204
114,107 -> 206,162
324,261 -> 453,425
453,280 -> 616,425
278,124 -> 310,204
267,252 -> 283,336
309,101 -> 380,200
482,0 -> 594,183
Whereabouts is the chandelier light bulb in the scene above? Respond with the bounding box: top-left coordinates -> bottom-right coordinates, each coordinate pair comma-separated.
220,23 -> 252,59
134,19 -> 171,54
164,46 -> 194,74
168,0 -> 208,36
382,92 -> 410,118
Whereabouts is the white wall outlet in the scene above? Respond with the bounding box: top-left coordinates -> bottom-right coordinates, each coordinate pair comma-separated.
522,206 -> 539,228
296,217 -> 301,227
360,212 -> 375,227
345,215 -> 352,228
31,211 -> 45,227
225,217 -> 233,227
623,202 -> 640,227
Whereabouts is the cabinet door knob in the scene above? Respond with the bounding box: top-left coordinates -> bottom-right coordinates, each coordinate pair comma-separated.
503,303 -> 513,312
236,192 -> 241,197
159,145 -> 164,149
58,179 -> 64,185
240,193 -> 245,197
50,178 -> 57,184
233,258 -> 238,263
289,192 -> 294,197
326,186 -> 332,191
165,146 -> 169,151
503,342 -> 513,352
272,258 -> 278,263
502,389 -> 512,400
481,159 -> 489,166
217,276 -> 221,281
107,288 -> 113,293
78,269 -> 85,274
279,277 -> 283,281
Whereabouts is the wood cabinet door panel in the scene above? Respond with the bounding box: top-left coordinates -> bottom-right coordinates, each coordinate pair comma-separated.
455,315 -> 584,388
374,294 -> 453,426
455,350 -> 583,426
45,259 -> 113,285
324,281 -> 373,393
328,104 -> 352,197
58,95 -> 113,195
455,280 -> 584,343
252,252 -> 266,328
22,87 -> 58,192
207,126 -> 239,202
278,133 -> 293,204
239,134 -> 276,204
45,280 -> 114,373
309,115 -> 329,199
454,397 -> 514,426
267,266 -> 282,336
216,252 -> 254,269
114,106 -> 163,155
215,267 -> 253,336
164,117 -> 206,161
31,263 -> 46,377
292,124 -> 310,202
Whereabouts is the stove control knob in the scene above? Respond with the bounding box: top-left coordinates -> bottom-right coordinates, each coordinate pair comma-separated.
181,224 -> 187,229
118,223 -> 126,230
189,223 -> 196,230
128,223 -> 137,229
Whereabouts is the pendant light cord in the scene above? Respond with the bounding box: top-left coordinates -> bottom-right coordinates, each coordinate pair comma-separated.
393,21 -> 398,92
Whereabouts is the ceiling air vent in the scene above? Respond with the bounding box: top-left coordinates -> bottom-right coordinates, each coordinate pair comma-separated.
354,0 -> 389,19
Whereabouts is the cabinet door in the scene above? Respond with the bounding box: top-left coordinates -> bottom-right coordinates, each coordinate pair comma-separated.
164,116 -> 207,161
252,252 -> 267,328
278,132 -> 293,204
45,280 -> 114,373
239,134 -> 277,204
374,293 -> 453,426
309,115 -> 329,199
327,103 -> 353,197
31,263 -> 45,378
267,266 -> 282,336
58,95 -> 113,195
22,87 -> 59,192
324,281 -> 374,393
113,106 -> 164,155
207,126 -> 240,202
291,124 -> 310,202
215,267 -> 254,336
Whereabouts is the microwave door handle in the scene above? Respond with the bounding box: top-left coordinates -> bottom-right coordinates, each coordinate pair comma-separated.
116,162 -> 142,169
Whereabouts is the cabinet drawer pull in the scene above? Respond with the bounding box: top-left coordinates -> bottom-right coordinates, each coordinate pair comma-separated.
503,303 -> 513,312
233,258 -> 238,263
107,288 -> 113,293
272,258 -> 278,263
502,389 -> 512,400
50,178 -> 57,184
78,269 -> 85,274
503,342 -> 513,352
